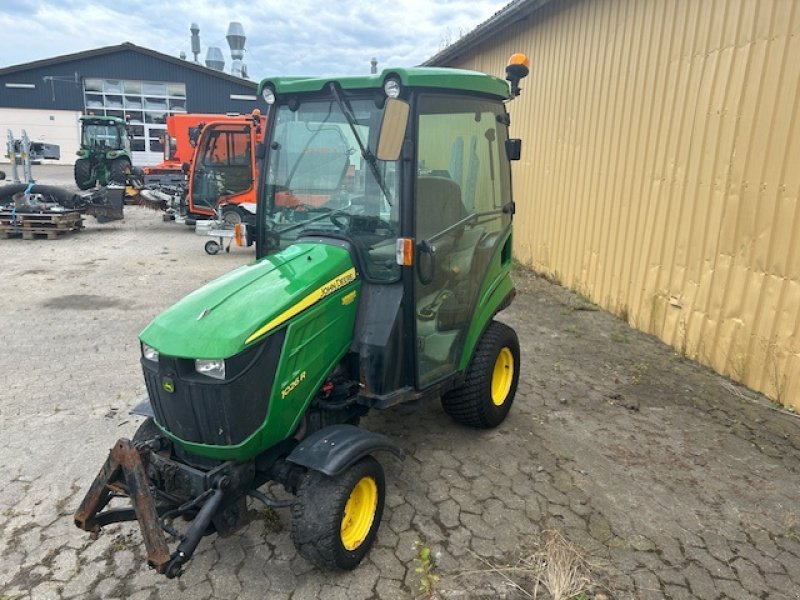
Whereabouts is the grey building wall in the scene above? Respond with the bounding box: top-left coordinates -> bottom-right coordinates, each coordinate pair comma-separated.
0,45 -> 260,114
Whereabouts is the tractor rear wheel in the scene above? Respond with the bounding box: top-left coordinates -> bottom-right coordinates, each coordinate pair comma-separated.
291,457 -> 385,570
109,157 -> 131,185
74,159 -> 93,190
441,320 -> 520,428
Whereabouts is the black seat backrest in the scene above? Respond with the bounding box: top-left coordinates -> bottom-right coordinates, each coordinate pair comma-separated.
416,176 -> 465,240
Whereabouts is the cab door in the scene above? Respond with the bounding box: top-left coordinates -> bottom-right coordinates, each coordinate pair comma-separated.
414,94 -> 513,388
189,125 -> 253,215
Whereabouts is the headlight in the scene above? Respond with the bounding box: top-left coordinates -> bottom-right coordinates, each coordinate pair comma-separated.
142,343 -> 159,362
195,359 -> 226,380
262,86 -> 276,105
383,78 -> 401,98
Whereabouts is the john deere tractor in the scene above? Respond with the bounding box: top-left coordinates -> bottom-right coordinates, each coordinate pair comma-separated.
74,115 -> 133,190
75,54 -> 531,578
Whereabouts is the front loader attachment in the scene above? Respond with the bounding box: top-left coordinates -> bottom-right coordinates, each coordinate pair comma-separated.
74,437 -> 227,578
74,438 -> 172,572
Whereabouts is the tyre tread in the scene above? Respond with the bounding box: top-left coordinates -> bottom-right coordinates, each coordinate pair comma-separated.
441,321 -> 519,428
291,457 -> 384,570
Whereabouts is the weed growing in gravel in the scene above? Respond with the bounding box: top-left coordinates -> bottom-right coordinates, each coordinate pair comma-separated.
457,530 -> 592,599
630,363 -> 649,385
259,507 -> 283,534
610,330 -> 629,344
414,539 -> 441,598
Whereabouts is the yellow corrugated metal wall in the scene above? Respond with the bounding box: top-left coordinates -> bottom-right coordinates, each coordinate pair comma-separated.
445,0 -> 800,408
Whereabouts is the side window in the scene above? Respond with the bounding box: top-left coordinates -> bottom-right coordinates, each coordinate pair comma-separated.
416,95 -> 511,236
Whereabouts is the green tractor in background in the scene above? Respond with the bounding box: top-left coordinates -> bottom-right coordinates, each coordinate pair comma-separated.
74,115 -> 133,190
75,54 -> 531,578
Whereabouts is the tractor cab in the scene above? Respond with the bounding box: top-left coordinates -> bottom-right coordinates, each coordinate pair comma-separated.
81,117 -> 127,151
187,112 -> 266,223
254,67 -> 521,397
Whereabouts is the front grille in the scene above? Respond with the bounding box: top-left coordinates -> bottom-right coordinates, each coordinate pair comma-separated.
141,330 -> 285,446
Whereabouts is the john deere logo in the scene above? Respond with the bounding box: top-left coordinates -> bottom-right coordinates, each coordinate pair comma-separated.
162,377 -> 175,393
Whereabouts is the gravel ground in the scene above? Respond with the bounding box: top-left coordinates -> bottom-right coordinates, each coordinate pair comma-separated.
1,165 -> 799,599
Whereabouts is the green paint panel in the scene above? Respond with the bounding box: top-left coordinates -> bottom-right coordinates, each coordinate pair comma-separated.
165,281 -> 360,461
139,243 -> 355,359
459,230 -> 515,371
259,67 -> 510,100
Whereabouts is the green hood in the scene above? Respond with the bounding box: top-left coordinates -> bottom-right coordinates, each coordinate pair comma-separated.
139,243 -> 356,359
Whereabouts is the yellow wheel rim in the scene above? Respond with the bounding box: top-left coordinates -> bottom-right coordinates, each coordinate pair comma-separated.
340,476 -> 378,551
491,347 -> 514,406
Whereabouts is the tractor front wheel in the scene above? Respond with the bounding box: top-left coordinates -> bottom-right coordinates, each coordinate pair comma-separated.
441,320 -> 520,428
74,159 -> 93,190
109,157 -> 131,185
291,457 -> 385,570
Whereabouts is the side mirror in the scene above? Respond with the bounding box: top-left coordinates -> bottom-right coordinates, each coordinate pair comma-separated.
189,125 -> 203,148
376,98 -> 410,161
505,138 -> 522,161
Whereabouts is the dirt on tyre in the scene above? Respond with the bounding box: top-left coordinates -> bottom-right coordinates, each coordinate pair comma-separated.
109,157 -> 131,185
74,159 -> 93,190
442,320 -> 520,428
291,456 -> 385,570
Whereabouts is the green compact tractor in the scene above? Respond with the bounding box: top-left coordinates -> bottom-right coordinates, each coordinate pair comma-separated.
74,115 -> 133,190
75,54 -> 530,578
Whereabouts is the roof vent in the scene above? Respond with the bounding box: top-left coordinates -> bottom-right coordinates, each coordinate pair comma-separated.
205,47 -> 225,71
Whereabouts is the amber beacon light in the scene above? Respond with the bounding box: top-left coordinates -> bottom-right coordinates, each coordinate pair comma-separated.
505,53 -> 530,97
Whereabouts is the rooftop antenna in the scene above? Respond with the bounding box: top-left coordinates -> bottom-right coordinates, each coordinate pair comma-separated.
179,51 -> 187,60
370,57 -> 378,74
226,22 -> 246,77
190,23 -> 200,63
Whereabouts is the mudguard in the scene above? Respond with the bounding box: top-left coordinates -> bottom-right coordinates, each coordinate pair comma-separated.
287,425 -> 404,476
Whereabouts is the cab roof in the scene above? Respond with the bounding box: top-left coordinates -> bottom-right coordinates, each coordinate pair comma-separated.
80,115 -> 125,124
258,67 -> 511,100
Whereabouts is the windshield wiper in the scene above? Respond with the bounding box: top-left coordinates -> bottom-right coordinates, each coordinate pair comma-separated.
327,83 -> 393,206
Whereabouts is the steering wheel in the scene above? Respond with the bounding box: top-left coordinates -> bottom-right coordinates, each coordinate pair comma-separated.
329,213 -> 350,230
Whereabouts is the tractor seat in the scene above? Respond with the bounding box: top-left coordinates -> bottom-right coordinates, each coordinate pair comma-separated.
416,176 -> 465,241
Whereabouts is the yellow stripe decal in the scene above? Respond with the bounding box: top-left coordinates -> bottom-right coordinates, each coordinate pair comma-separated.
245,267 -> 357,345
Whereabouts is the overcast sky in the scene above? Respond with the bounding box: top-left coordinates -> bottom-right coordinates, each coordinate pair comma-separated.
0,0 -> 509,79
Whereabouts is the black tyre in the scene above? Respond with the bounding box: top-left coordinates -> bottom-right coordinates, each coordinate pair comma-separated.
132,417 -> 161,443
74,159 -> 93,190
204,240 -> 220,255
109,157 -> 131,185
441,320 -> 520,428
221,205 -> 244,226
291,457 -> 385,570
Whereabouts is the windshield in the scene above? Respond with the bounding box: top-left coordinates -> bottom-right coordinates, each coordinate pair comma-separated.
83,123 -> 121,149
263,97 -> 400,281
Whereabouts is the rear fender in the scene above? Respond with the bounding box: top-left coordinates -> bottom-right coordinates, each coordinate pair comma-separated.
286,425 -> 404,476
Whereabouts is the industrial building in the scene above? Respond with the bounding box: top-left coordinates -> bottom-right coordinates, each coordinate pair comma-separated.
0,30 -> 261,166
427,0 -> 800,408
